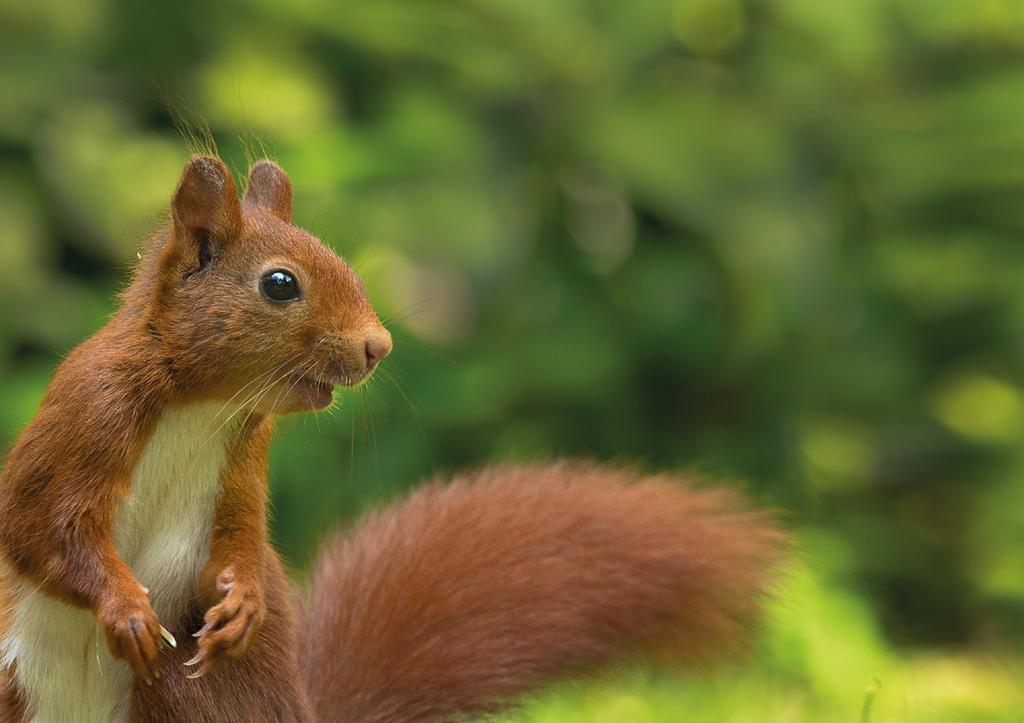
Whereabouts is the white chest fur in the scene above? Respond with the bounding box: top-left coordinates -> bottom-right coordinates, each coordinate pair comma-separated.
2,403 -> 238,723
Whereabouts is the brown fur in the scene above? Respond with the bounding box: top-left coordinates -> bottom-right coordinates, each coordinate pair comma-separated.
301,461 -> 786,722
0,157 -> 786,722
132,554 -> 312,722
0,155 -> 388,717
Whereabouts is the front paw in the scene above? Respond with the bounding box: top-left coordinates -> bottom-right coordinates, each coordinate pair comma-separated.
97,590 -> 165,685
187,568 -> 265,678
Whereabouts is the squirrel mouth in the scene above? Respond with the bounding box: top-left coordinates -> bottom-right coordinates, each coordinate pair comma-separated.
287,368 -> 371,411
282,361 -> 376,411
289,373 -> 336,410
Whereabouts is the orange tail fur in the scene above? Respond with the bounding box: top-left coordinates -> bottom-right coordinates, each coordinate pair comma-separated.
300,462 -> 787,723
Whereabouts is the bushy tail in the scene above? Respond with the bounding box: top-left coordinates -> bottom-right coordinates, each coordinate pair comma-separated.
300,461 -> 787,723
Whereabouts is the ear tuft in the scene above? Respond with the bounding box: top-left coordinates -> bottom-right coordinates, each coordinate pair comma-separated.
243,160 -> 293,223
171,155 -> 242,241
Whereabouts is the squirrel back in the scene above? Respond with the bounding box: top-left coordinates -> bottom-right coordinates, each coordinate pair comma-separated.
300,461 -> 786,723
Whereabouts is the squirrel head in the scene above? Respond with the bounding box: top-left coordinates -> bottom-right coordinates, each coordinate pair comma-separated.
141,155 -> 391,413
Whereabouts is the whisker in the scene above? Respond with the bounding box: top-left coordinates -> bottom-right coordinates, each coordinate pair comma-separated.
268,357 -> 321,418
384,306 -> 436,327
235,355 -> 321,435
361,385 -> 380,491
348,387 -> 356,485
210,351 -> 307,425
393,339 -> 460,366
380,298 -> 437,328
377,367 -> 420,419
209,349 -> 321,440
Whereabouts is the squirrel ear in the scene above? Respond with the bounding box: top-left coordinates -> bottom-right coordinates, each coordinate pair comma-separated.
243,160 -> 293,223
171,156 -> 242,246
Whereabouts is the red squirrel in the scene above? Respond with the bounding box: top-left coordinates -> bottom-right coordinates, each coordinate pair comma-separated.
0,156 -> 786,722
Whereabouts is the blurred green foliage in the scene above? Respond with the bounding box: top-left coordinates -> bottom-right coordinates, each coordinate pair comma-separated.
2,0 -> 1024,718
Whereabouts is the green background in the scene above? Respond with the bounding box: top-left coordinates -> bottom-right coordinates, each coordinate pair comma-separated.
3,0 -> 1024,719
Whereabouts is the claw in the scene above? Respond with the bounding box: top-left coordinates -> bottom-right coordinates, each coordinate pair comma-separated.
192,622 -> 212,639
159,626 -> 177,650
184,653 -> 203,667
186,666 -> 207,679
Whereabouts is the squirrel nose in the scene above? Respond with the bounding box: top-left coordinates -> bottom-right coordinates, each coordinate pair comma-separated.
364,330 -> 392,369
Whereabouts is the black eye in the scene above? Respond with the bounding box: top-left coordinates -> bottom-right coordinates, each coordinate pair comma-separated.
260,269 -> 301,302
